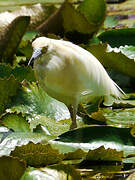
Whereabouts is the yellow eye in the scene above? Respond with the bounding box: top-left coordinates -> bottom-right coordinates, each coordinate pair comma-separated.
41,46 -> 48,54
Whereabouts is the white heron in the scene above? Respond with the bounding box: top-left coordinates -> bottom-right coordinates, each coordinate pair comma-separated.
28,37 -> 125,130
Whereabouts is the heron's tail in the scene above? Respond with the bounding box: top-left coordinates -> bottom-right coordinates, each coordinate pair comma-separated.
103,80 -> 126,106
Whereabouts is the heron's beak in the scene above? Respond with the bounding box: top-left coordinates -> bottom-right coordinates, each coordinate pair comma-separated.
28,49 -> 42,66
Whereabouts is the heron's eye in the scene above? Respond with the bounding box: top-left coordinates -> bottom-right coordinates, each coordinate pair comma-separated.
41,46 -> 48,54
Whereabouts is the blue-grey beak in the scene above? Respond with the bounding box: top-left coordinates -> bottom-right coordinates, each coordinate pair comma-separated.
28,49 -> 42,66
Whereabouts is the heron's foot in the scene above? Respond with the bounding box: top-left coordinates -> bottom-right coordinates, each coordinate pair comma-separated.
70,122 -> 77,130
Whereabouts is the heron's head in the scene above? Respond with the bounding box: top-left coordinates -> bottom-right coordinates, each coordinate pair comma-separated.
28,37 -> 50,65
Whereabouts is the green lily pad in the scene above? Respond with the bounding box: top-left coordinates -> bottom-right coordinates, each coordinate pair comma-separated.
78,0 -> 106,25
98,28 -> 135,47
52,126 -> 135,158
6,82 -> 73,136
17,31 -> 38,60
0,75 -> 21,115
62,2 -> 92,34
1,113 -> 31,132
91,107 -> 135,128
12,66 -> 36,82
104,16 -> 118,28
87,43 -> 135,78
0,130 -> 49,157
107,45 -> 135,61
38,0 -> 106,43
0,63 -> 35,82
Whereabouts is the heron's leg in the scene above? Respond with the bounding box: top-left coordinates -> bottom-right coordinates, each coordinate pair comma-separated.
68,104 -> 78,130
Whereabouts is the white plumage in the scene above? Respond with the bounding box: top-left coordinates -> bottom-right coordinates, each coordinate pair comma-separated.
29,37 -> 125,129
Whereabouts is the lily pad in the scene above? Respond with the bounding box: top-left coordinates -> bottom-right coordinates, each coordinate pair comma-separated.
0,75 -> 21,115
6,82 -> 73,136
87,43 -> 135,78
0,130 -> 49,157
17,31 -> 38,60
12,66 -> 35,82
53,126 -> 135,158
78,0 -> 106,25
0,113 -> 31,132
0,63 -> 35,82
104,16 -> 118,28
38,0 -> 106,43
91,108 -> 135,128
98,28 -> 135,47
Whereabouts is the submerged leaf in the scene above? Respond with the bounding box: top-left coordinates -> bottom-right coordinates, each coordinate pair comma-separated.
64,149 -> 87,160
86,146 -> 123,161
0,156 -> 26,180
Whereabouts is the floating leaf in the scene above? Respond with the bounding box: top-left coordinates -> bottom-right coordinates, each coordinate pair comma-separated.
53,126 -> 135,158
104,16 -> 118,28
11,142 -> 64,167
92,108 -> 135,128
1,113 -> 30,132
0,131 -> 48,157
7,82 -> 76,136
0,156 -> 26,180
107,45 -> 135,61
